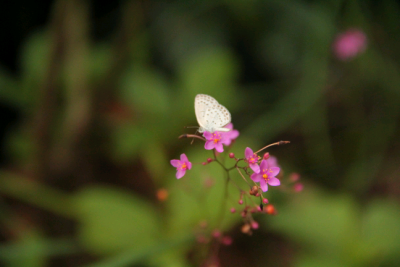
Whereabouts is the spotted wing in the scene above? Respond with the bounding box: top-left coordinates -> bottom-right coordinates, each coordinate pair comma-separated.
194,94 -> 231,132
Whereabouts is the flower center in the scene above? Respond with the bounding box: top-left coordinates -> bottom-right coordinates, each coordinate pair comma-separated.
249,156 -> 256,164
212,133 -> 221,143
262,173 -> 269,181
180,163 -> 187,170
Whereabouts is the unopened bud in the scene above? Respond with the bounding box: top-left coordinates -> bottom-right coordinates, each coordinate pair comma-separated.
212,230 -> 221,238
251,221 -> 259,229
241,223 -> 251,234
249,186 -> 258,196
207,158 -> 213,163
263,152 -> 270,160
265,204 -> 276,215
290,172 -> 300,182
221,236 -> 233,246
294,183 -> 304,192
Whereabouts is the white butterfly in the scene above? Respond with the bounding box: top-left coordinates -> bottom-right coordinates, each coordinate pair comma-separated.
194,94 -> 231,133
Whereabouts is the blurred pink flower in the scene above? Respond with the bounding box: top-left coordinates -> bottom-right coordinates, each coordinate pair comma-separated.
221,123 -> 239,146
333,29 -> 367,61
204,131 -> 225,152
251,159 -> 280,192
170,154 -> 192,179
266,155 -> 279,168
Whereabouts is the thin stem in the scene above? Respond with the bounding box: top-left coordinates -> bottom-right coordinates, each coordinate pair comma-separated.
213,150 -> 228,172
254,140 -> 290,155
236,166 -> 250,185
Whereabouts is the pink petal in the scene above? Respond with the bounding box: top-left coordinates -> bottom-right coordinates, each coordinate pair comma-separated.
267,156 -> 278,168
187,161 -> 192,170
170,159 -> 180,168
204,141 -> 215,150
203,131 -> 212,139
245,147 -> 253,158
215,142 -> 224,153
176,169 -> 186,179
180,154 -> 188,162
269,167 -> 280,177
259,159 -> 269,170
250,163 -> 260,173
229,129 -> 239,139
268,177 -> 280,186
251,173 -> 261,182
225,123 -> 233,130
260,181 -> 269,192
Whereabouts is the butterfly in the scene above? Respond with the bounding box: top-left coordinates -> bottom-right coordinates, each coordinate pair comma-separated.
194,94 -> 231,133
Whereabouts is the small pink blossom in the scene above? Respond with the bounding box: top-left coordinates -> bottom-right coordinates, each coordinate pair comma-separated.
221,123 -> 239,146
251,159 -> 280,192
245,147 -> 260,173
170,154 -> 192,179
333,29 -> 367,61
203,131 -> 225,152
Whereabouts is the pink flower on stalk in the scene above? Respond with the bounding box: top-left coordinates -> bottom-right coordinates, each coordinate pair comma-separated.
251,159 -> 280,192
332,29 -> 367,61
221,123 -> 239,146
245,147 -> 260,173
170,154 -> 192,179
203,131 -> 225,152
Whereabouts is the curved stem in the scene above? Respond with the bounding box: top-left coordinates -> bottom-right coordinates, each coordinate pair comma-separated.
254,140 -> 290,155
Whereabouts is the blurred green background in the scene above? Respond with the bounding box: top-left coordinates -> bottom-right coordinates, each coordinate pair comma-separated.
1,0 -> 400,266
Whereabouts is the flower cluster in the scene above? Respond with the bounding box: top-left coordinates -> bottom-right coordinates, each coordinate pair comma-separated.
169,103 -> 302,265
170,102 -> 303,247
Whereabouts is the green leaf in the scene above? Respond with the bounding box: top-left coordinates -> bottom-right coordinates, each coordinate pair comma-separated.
268,187 -> 359,258
73,186 -> 160,255
362,200 -> 400,257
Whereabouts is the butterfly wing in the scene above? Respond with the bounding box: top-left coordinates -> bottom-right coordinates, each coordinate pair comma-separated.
195,94 -> 231,132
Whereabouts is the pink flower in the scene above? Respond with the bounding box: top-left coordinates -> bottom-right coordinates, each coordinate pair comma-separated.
221,123 -> 239,146
332,29 -> 367,61
170,154 -> 192,179
245,147 -> 260,173
203,131 -> 225,152
251,159 -> 280,192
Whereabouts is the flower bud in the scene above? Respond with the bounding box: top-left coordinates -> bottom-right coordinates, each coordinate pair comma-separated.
229,153 -> 235,158
263,152 -> 270,160
249,186 -> 258,196
262,198 -> 269,204
251,221 -> 259,229
221,236 -> 233,246
207,158 -> 213,163
294,183 -> 304,192
290,172 -> 300,182
241,223 -> 251,234
265,204 -> 276,215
